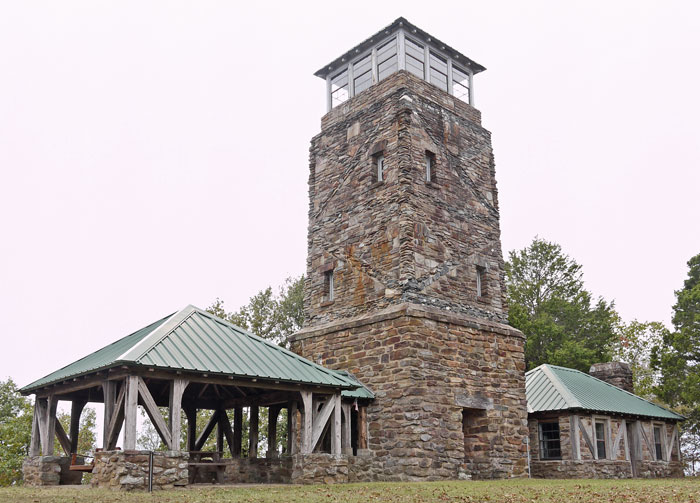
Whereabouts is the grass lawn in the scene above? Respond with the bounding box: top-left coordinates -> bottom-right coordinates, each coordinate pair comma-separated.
1,479 -> 699,503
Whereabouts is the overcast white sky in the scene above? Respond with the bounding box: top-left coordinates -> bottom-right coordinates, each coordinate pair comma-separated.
1,1 -> 699,391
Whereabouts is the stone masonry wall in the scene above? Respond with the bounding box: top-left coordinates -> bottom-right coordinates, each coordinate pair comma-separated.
291,454 -> 349,484
292,304 -> 528,481
91,450 -> 188,490
305,71 -> 507,327
222,457 -> 292,484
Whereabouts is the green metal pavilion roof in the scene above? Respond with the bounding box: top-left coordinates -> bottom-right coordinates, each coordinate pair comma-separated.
526,364 -> 683,421
335,370 -> 375,400
21,305 -> 360,394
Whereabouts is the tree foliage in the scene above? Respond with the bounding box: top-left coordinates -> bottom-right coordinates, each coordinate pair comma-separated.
506,238 -> 619,371
0,379 -> 33,486
54,407 -> 97,457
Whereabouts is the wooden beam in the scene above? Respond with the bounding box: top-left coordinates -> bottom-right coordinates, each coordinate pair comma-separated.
169,378 -> 188,451
639,421 -> 655,458
612,420 -> 625,459
358,405 -> 368,450
311,396 -> 335,452
218,410 -> 235,457
137,377 -> 172,448
578,417 -> 595,457
249,405 -> 259,458
29,400 -> 41,457
195,410 -> 220,451
300,391 -> 312,454
39,395 -> 58,456
106,383 -> 126,450
331,394 -> 341,455
570,415 -> 580,460
55,418 -> 71,456
123,376 -> 139,450
667,424 -> 678,461
233,407 -> 242,457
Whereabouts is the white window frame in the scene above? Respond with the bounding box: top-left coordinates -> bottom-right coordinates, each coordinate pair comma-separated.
652,423 -> 666,461
592,416 -> 611,460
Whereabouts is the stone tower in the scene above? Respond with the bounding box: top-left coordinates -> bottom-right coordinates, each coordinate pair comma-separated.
291,18 -> 528,480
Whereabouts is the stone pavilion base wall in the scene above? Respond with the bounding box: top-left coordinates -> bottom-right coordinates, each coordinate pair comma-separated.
531,460 -> 684,479
23,456 -> 84,486
220,457 -> 292,484
292,305 -> 529,482
291,454 -> 349,484
91,450 -> 188,490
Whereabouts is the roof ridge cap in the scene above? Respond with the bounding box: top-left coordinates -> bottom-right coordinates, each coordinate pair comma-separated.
540,364 -> 583,409
116,305 -> 196,363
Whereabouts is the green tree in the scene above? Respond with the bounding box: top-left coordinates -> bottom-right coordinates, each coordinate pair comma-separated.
506,238 -> 619,371
611,320 -> 668,399
0,378 -> 33,486
54,407 -> 97,456
653,254 -> 700,431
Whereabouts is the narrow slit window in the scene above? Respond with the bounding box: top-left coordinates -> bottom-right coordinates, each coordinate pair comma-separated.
374,153 -> 385,183
425,151 -> 436,183
476,266 -> 485,298
538,421 -> 561,460
324,270 -> 335,301
595,421 -> 606,459
653,426 -> 664,460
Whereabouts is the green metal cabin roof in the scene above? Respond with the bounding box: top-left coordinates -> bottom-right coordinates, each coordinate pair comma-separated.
526,364 -> 683,421
21,305 -> 359,393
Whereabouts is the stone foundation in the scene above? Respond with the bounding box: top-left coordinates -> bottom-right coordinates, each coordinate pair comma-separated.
291,454 -> 349,484
90,450 -> 188,490
22,456 -> 84,486
531,459 -> 684,479
222,457 -> 292,484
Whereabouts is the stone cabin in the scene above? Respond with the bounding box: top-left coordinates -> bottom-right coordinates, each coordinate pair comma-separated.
526,362 -> 684,479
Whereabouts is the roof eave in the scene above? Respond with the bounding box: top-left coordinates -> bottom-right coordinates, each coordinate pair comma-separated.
314,17 -> 486,79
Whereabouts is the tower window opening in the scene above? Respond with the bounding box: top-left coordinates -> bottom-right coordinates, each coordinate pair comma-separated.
353,54 -> 373,95
324,269 -> 335,302
476,266 -> 486,298
405,37 -> 425,79
377,37 -> 398,81
331,70 -> 349,107
373,153 -> 385,183
453,65 -> 471,103
429,51 -> 448,92
538,421 -> 562,460
425,151 -> 436,183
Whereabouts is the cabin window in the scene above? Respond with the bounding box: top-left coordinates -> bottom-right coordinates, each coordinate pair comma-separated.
595,421 -> 607,459
538,421 -> 561,460
324,270 -> 335,302
653,426 -> 664,460
331,70 -> 349,107
425,151 -> 436,183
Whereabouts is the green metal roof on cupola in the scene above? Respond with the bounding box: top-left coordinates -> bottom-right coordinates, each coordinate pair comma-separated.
526,364 -> 683,421
21,305 -> 360,393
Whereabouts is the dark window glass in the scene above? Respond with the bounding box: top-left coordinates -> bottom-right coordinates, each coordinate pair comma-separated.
405,38 -> 424,79
377,38 -> 398,81
539,422 -> 561,460
595,422 -> 606,459
654,426 -> 664,460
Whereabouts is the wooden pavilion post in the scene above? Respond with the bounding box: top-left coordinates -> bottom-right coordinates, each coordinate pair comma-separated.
341,401 -> 352,455
184,406 -> 197,452
69,400 -> 87,454
331,393 -> 341,455
29,398 -> 41,456
267,405 -> 281,458
101,380 -> 116,449
169,378 -> 188,451
123,376 -> 139,450
288,400 -> 298,455
233,406 -> 242,457
249,405 -> 259,458
300,391 -> 313,454
36,395 -> 58,456
357,405 -> 368,450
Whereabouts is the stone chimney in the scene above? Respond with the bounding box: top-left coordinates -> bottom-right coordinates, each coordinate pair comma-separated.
589,362 -> 634,393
